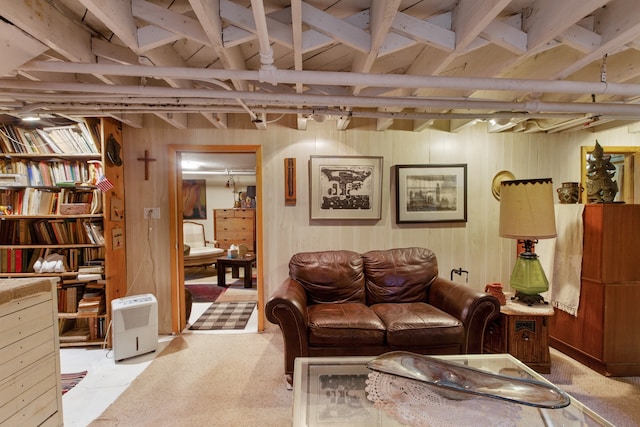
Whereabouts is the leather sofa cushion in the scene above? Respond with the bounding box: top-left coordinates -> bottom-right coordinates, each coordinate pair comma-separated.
372,302 -> 464,348
308,303 -> 385,347
289,250 -> 365,304
363,247 -> 438,305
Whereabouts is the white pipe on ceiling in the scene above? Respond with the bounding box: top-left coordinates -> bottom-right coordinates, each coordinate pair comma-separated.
251,0 -> 275,72
19,61 -> 640,98
3,80 -> 640,116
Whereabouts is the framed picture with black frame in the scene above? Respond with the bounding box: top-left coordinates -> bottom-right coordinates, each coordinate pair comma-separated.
309,155 -> 383,220
395,164 -> 467,224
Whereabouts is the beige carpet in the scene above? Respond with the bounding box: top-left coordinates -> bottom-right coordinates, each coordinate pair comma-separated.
216,287 -> 257,303
544,348 -> 640,426
90,326 -> 639,427
90,324 -> 291,427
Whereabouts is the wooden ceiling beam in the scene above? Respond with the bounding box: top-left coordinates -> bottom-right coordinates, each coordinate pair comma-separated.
300,2 -> 370,53
4,0 -> 94,62
80,0 -> 138,51
524,0 -> 610,51
189,0 -> 249,92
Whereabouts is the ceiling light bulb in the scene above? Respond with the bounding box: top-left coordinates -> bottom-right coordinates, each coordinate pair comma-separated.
22,115 -> 40,122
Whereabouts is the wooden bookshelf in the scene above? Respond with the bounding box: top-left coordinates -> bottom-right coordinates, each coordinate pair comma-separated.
0,118 -> 126,347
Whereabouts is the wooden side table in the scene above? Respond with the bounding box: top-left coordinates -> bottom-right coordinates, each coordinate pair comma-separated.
216,254 -> 256,288
483,297 -> 554,373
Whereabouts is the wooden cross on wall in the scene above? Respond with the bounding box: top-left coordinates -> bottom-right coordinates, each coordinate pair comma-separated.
137,150 -> 156,180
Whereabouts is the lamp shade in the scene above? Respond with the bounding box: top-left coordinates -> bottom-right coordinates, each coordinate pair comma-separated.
499,178 -> 557,240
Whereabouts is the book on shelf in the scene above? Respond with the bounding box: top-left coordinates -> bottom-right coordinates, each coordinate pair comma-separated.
77,264 -> 104,274
38,190 -> 57,215
77,273 -> 102,282
0,248 -> 25,273
90,223 -> 105,245
0,124 -> 24,153
88,317 -> 104,341
77,292 -> 105,317
0,122 -> 100,156
59,326 -> 90,342
57,283 -> 83,313
81,221 -> 104,245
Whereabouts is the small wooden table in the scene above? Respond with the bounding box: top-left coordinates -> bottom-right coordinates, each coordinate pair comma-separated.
484,296 -> 554,373
216,254 -> 256,288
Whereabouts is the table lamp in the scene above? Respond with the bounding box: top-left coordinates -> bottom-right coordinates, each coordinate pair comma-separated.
499,178 -> 556,305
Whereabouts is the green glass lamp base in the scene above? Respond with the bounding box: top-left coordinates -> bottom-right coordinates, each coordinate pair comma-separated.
511,290 -> 548,306
509,254 -> 549,297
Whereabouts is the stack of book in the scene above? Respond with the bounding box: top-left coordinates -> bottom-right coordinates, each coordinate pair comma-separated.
77,264 -> 104,282
78,280 -> 105,315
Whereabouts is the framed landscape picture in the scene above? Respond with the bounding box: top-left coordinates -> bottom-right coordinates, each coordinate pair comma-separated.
395,164 -> 467,224
309,156 -> 383,220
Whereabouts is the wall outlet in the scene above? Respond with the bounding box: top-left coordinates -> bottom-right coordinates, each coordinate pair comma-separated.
144,207 -> 160,219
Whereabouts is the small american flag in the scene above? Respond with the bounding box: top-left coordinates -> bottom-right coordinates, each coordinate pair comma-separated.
96,175 -> 114,192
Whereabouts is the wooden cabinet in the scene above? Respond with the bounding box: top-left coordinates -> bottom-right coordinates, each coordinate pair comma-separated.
0,278 -> 63,426
484,299 -> 553,373
0,118 -> 126,347
214,209 -> 255,251
549,204 -> 640,376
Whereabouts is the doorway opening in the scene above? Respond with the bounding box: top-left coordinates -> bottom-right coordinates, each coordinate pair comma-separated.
168,145 -> 263,334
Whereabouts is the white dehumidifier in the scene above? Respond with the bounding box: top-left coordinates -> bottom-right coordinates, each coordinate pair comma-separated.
111,294 -> 158,362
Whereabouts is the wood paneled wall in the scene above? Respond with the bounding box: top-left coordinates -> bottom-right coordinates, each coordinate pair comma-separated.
123,115 -> 639,333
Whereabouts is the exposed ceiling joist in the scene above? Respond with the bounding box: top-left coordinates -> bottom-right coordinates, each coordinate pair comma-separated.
0,0 -> 639,135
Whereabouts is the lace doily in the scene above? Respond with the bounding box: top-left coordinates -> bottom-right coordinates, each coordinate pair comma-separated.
366,371 -> 522,427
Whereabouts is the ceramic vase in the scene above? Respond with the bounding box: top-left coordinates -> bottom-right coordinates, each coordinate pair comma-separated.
485,282 -> 507,305
557,182 -> 582,204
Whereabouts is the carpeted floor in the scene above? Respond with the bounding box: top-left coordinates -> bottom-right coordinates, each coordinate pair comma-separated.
189,301 -> 256,330
90,325 -> 291,427
89,327 -> 639,427
543,348 -> 640,426
61,371 -> 88,395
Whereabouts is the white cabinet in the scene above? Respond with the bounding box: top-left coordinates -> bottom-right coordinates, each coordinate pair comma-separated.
0,278 -> 62,426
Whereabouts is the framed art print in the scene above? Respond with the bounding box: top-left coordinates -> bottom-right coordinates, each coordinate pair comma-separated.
309,156 -> 383,220
395,164 -> 467,224
182,179 -> 207,219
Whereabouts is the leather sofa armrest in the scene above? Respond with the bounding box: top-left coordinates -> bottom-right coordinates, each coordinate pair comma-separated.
429,277 -> 500,354
265,278 -> 309,385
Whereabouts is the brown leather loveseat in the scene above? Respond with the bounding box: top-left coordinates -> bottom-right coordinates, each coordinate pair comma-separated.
265,247 -> 500,385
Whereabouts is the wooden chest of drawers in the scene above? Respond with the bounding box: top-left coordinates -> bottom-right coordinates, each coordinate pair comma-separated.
214,209 -> 255,251
0,278 -> 63,426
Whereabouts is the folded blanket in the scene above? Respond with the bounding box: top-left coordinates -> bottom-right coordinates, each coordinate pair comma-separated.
538,204 -> 584,316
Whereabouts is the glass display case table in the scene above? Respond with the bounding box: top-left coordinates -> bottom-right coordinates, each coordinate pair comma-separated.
292,353 -> 613,427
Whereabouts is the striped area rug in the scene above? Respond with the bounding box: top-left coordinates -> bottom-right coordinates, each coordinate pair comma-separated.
61,371 -> 88,395
189,302 -> 256,330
